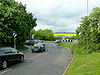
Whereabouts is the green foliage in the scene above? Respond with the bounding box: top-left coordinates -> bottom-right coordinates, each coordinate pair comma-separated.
66,52 -> 100,75
58,42 -> 84,54
76,7 -> 100,53
16,44 -> 28,51
54,36 -> 62,40
33,29 -> 54,41
0,0 -> 37,46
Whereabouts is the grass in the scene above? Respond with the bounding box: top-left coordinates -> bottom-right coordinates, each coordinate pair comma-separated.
58,42 -> 100,75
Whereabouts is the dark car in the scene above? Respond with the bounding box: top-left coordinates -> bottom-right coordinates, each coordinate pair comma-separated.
31,43 -> 45,52
0,47 -> 24,69
25,40 -> 39,45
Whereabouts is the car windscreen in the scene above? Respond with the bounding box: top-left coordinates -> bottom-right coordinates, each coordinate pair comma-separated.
34,44 -> 43,47
11,48 -> 18,53
4,48 -> 12,53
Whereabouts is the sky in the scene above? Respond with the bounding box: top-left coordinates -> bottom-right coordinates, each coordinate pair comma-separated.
15,0 -> 100,32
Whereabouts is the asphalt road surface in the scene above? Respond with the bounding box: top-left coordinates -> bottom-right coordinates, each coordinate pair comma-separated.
0,43 -> 72,75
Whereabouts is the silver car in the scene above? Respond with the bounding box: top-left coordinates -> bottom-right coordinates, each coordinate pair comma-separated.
31,43 -> 45,52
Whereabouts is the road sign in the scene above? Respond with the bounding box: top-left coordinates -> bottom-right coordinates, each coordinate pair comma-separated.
32,34 -> 35,39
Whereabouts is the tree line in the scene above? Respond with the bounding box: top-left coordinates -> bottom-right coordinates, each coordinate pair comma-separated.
76,7 -> 100,53
31,29 -> 55,41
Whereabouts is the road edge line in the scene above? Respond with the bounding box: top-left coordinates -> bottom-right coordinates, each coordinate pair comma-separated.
62,55 -> 74,75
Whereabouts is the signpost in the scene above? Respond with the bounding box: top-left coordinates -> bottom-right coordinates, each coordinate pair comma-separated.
32,34 -> 35,40
13,32 -> 17,49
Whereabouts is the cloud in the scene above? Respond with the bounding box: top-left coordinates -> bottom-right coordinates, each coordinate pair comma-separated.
15,0 -> 100,32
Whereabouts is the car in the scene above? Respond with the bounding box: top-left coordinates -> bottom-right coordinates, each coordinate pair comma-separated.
31,43 -> 45,52
38,40 -> 45,47
0,47 -> 24,69
25,40 -> 30,45
25,40 -> 39,45
54,40 -> 62,43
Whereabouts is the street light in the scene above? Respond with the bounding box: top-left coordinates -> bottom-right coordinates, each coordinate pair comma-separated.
13,32 -> 17,49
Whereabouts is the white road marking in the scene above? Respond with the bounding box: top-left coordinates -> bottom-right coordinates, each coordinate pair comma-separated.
62,55 -> 74,75
0,68 -> 12,75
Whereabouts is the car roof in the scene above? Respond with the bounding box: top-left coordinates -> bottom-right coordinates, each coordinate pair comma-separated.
34,43 -> 43,46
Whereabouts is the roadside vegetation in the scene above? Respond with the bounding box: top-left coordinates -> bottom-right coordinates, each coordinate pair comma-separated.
58,42 -> 100,75
76,7 -> 100,53
31,29 -> 55,41
58,7 -> 100,75
0,0 -> 37,51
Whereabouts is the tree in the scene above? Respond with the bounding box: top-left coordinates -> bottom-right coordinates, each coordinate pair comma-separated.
34,29 -> 54,41
76,7 -> 100,53
0,0 -> 37,46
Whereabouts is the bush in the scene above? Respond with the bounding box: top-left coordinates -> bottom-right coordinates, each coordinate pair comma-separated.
17,44 -> 28,51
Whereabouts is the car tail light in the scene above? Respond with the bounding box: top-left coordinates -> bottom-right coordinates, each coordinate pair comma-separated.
38,47 -> 41,48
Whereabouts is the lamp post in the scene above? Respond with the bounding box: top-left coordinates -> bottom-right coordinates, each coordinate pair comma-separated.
13,32 -> 17,49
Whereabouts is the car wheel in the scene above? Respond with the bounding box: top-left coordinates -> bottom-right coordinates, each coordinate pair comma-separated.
2,61 -> 7,69
20,56 -> 24,62
32,50 -> 34,53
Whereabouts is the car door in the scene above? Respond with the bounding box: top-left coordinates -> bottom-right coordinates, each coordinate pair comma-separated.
4,48 -> 15,62
10,48 -> 20,61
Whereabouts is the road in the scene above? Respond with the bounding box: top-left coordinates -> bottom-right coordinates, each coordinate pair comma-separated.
0,43 -> 72,75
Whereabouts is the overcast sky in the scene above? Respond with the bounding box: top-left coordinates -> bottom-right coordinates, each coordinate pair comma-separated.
15,0 -> 100,32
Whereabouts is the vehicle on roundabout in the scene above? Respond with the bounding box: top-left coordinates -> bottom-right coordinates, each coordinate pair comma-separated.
54,40 -> 62,43
38,40 -> 45,47
31,43 -> 45,52
25,40 -> 39,45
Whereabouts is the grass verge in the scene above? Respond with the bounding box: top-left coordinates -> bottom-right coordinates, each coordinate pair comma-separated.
58,42 -> 100,75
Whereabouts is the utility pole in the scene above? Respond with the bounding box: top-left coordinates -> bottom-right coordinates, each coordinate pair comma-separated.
87,0 -> 89,16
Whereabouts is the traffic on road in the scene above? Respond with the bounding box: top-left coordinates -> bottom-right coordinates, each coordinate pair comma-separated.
0,47 -> 24,69
0,43 -> 72,75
